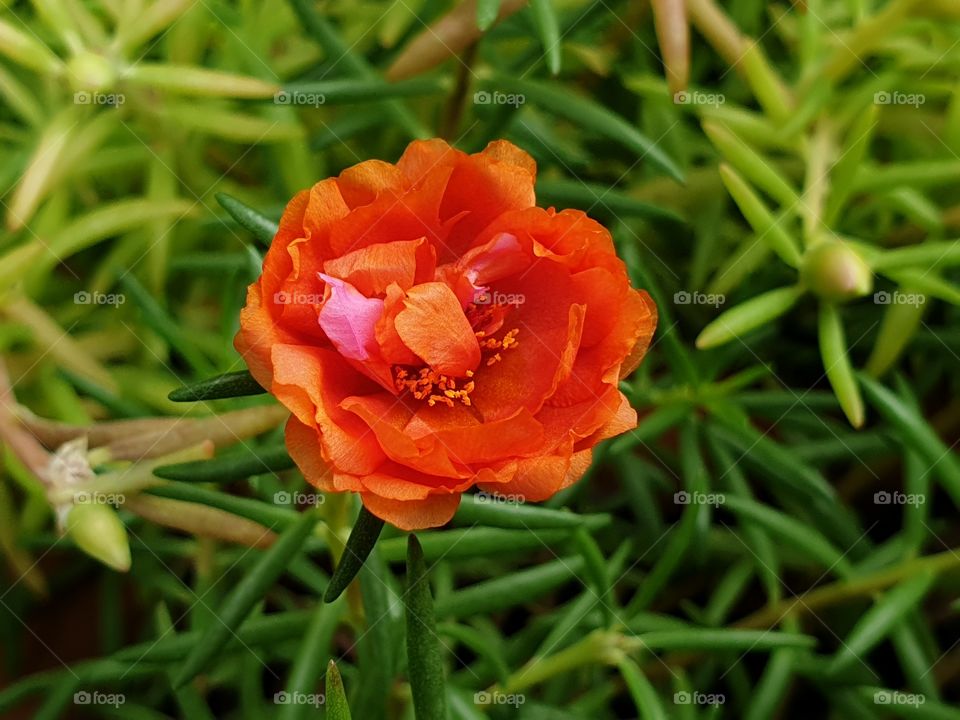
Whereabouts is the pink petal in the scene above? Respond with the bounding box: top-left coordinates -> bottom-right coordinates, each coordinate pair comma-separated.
317,273 -> 384,362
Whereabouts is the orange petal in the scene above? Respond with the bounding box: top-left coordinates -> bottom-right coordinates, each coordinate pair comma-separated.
479,451 -> 571,502
480,139 -> 537,181
271,345 -> 385,475
360,491 -> 460,530
394,282 -> 480,375
284,415 -> 335,493
336,159 -> 402,208
619,290 -> 658,379
323,238 -> 435,296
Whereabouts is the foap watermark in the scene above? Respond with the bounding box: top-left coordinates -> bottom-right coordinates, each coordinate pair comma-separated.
474,691 -> 525,708
473,90 -> 525,108
274,490 -> 326,506
74,90 -> 125,106
74,290 -> 125,307
274,90 -> 326,107
475,490 -> 525,504
674,290 -> 725,308
674,490 -> 725,508
274,290 -> 324,305
274,691 -> 325,708
74,491 -> 125,507
874,490 -> 925,507
474,289 -> 525,307
873,290 -> 925,307
674,90 -> 725,108
674,691 -> 725,707
873,690 -> 925,707
74,691 -> 125,708
874,91 -> 925,108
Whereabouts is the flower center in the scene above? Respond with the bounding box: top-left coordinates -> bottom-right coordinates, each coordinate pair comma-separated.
393,299 -> 520,407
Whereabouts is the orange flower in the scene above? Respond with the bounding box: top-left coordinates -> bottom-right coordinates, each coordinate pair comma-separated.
236,140 -> 656,530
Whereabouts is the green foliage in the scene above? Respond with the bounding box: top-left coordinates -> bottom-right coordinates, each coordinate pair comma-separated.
1,0 -> 959,718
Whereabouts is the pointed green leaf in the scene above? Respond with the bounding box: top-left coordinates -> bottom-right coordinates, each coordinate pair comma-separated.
435,556 -> 584,619
721,495 -> 854,577
127,64 -> 279,98
872,241 -> 960,271
405,535 -> 447,720
704,121 -> 799,207
865,285 -> 926,377
857,373 -> 960,507
618,658 -> 668,720
530,0 -> 562,75
215,193 -> 279,246
818,303 -> 865,428
717,164 -> 802,266
827,571 -> 936,675
173,510 -> 318,687
324,507 -> 385,602
325,661 -> 352,720
824,103 -> 878,226
168,370 -> 265,401
696,285 -> 805,349
882,269 -> 960,306
278,597 -> 345,720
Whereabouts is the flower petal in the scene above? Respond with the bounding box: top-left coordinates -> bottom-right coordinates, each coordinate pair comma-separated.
394,282 -> 480,375
317,274 -> 384,362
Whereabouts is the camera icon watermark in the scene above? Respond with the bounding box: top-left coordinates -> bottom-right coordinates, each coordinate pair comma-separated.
873,690 -> 925,707
874,490 -> 925,507
874,91 -> 925,108
673,691 -> 725,706
74,290 -> 126,307
473,289 -> 526,307
674,90 -> 725,107
474,691 -> 526,707
674,490 -> 725,508
273,691 -> 324,707
274,490 -> 326,506
473,90 -> 525,108
74,491 -> 125,507
674,290 -> 725,308
873,290 -> 925,307
273,290 -> 324,305
74,691 -> 125,707
274,90 -> 326,107
475,490 -> 526,504
74,91 -> 125,106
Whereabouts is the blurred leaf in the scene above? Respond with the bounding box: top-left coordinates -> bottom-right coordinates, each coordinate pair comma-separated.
696,285 -> 805,349
487,75 -> 684,182
818,303 -> 865,427
173,510 -> 318,687
828,571 -> 936,675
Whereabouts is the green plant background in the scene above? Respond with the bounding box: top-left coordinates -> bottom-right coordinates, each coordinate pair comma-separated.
1,0 -> 959,718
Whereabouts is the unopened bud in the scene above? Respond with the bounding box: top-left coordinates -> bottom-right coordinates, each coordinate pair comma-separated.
65,503 -> 131,572
66,51 -> 116,93
801,241 -> 873,302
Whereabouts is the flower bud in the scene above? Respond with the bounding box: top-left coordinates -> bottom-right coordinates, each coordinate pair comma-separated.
64,502 -> 131,572
801,241 -> 873,302
66,51 -> 116,93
